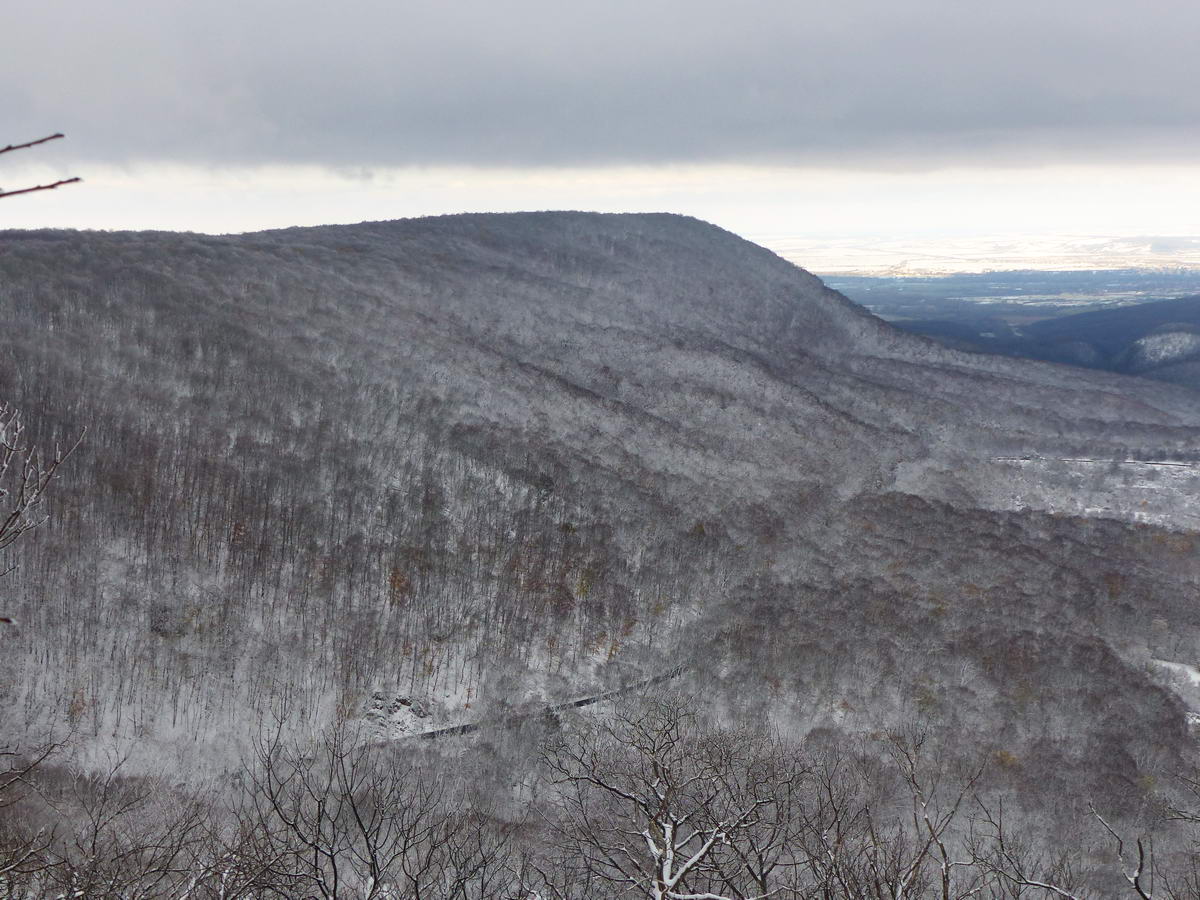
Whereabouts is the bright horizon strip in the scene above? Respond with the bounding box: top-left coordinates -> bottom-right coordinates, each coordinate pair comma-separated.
3,161 -> 1200,272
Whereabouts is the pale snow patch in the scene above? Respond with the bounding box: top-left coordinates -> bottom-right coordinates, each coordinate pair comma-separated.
1152,659 -> 1200,687
1131,332 -> 1200,367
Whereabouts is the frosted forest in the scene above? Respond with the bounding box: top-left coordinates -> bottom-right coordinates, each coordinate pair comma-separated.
2,213 -> 1200,897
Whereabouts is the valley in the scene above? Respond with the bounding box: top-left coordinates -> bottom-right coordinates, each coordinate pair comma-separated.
832,270 -> 1200,390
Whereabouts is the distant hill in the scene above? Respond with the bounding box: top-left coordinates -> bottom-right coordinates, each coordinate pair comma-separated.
897,294 -> 1200,389
0,212 -> 1198,832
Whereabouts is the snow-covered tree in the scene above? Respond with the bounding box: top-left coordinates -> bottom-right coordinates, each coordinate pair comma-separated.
537,696 -> 800,900
0,403 -> 81,622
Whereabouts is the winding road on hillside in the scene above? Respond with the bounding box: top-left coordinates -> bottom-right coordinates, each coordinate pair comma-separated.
408,665 -> 687,740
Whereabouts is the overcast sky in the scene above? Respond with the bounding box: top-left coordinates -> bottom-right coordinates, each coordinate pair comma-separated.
5,0 -> 1200,249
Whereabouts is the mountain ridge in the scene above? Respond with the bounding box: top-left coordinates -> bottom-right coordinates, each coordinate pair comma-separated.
0,212 -> 1196,815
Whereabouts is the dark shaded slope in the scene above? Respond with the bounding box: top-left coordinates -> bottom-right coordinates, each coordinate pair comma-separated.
1024,295 -> 1200,352
702,497 -> 1198,801
895,294 -> 1200,390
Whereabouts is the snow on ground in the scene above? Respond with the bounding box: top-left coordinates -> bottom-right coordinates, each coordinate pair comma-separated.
983,457 -> 1200,533
1148,659 -> 1200,733
1151,659 -> 1200,687
892,455 -> 1200,533
1130,332 -> 1200,367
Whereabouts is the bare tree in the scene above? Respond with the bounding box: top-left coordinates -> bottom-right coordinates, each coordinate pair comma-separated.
0,403 -> 82,564
535,694 -> 797,900
0,402 -> 83,621
880,727 -> 988,899
970,798 -> 1088,899
0,740 -> 61,892
36,752 -> 209,899
702,735 -> 814,898
0,404 -> 80,887
238,722 -> 512,898
969,776 -> 1200,898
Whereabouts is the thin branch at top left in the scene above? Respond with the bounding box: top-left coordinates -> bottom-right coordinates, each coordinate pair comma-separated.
0,133 -> 81,199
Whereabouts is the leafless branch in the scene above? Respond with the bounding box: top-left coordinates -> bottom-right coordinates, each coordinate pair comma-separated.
1089,803 -> 1156,900
0,178 -> 82,199
1,133 -> 81,199
0,134 -> 66,156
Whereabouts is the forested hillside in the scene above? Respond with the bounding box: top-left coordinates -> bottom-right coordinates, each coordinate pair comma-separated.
2,213 -> 1199,895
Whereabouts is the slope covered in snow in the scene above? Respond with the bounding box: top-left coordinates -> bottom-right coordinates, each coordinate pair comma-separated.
0,212 -> 1196,801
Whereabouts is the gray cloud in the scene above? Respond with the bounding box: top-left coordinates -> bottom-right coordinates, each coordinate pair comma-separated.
8,0 -> 1200,170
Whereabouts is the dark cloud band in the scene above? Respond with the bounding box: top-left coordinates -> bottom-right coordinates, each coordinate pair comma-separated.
8,0 -> 1200,169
